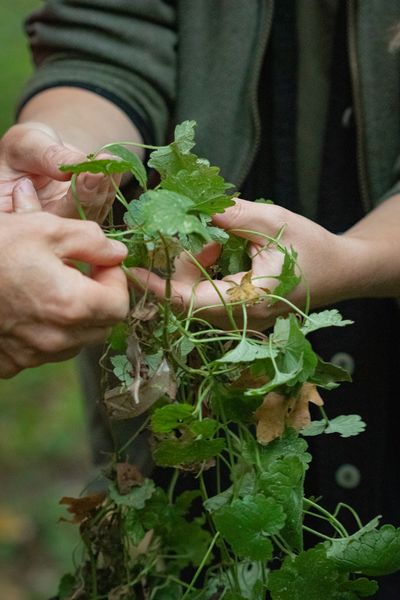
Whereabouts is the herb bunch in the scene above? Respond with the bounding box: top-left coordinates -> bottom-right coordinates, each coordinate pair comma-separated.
57,122 -> 400,600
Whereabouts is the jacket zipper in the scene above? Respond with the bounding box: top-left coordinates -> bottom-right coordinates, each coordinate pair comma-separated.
347,0 -> 372,212
237,0 -> 274,189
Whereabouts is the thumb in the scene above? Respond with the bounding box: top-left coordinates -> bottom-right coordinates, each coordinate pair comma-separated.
7,125 -> 86,181
212,198 -> 278,244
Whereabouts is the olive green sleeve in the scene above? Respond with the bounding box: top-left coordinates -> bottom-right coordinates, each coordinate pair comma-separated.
18,0 -> 177,144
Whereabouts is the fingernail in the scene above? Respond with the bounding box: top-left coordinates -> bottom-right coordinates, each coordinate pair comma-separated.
110,240 -> 127,255
16,178 -> 35,194
83,173 -> 102,191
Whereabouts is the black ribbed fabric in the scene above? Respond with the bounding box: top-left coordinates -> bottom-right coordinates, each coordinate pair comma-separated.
316,2 -> 364,231
242,0 -> 298,210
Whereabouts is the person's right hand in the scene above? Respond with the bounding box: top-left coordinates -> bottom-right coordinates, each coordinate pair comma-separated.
0,122 -> 118,222
0,179 -> 129,378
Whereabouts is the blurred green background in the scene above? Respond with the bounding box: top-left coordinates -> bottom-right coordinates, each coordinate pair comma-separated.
0,3 -> 91,598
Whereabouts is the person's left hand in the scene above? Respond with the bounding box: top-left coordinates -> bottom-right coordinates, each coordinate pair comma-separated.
0,122 -> 119,222
130,198 -> 359,330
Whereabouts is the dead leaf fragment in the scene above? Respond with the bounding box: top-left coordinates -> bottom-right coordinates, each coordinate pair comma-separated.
255,383 -> 324,444
227,271 -> 263,304
131,301 -> 159,322
59,492 -> 106,524
116,462 -> 144,494
104,358 -> 176,420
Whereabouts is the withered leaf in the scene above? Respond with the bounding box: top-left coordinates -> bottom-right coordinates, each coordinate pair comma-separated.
104,358 -> 176,420
131,301 -> 159,322
227,271 -> 264,304
255,383 -> 324,444
116,463 -> 144,495
286,383 -> 323,431
59,493 -> 106,523
108,585 -> 132,600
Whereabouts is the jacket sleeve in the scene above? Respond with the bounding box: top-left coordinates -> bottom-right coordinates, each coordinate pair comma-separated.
18,0 -> 177,145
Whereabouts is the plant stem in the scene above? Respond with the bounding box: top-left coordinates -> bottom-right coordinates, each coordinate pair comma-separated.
181,532 -> 220,599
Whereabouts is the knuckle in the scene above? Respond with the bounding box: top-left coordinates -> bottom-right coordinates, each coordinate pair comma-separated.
227,200 -> 248,229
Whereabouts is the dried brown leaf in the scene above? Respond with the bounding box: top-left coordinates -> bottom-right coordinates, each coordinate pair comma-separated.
227,271 -> 262,304
103,358 -> 176,420
131,302 -> 159,322
59,493 -> 106,524
116,462 -> 144,494
255,383 -> 324,444
255,391 -> 288,444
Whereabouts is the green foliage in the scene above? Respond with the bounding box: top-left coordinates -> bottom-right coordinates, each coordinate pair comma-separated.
214,494 -> 285,560
55,120 -> 395,599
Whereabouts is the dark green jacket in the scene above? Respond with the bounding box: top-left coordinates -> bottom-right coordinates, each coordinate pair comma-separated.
22,0 -> 400,212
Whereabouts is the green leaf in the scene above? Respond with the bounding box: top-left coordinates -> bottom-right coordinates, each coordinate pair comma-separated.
302,415 -> 366,438
148,120 -> 198,178
123,513 -> 146,544
325,523 -> 400,576
103,143 -> 147,188
302,309 -> 354,336
258,455 -> 305,551
109,479 -> 155,509
151,403 -> 193,433
207,225 -> 230,244
309,356 -> 352,389
243,429 -> 311,472
108,323 -> 129,352
153,438 -> 226,467
267,547 -> 356,600
175,490 -> 202,515
203,487 -> 233,513
216,338 -> 278,364
220,234 -> 250,276
110,354 -> 133,386
325,415 -> 366,438
213,494 -> 286,560
190,418 -> 219,439
301,420 -> 327,436
161,165 -> 234,215
271,246 -> 301,301
244,360 -> 303,397
342,578 -> 378,597
272,314 -> 318,383
137,190 -> 211,241
58,573 -> 77,599
60,158 -> 134,175
211,383 -> 263,424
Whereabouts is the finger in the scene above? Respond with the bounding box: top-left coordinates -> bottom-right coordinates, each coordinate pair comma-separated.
87,265 -> 130,322
7,127 -> 86,182
174,242 -> 221,283
212,198 -> 287,244
12,178 -> 42,213
54,219 -> 127,266
249,243 -> 285,291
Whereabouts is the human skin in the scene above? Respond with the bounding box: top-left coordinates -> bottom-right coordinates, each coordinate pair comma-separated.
3,87 -> 400,331
0,178 -> 129,378
0,88 -> 144,221
131,197 -> 400,330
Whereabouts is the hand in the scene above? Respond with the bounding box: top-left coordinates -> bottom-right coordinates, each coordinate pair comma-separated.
131,198 -> 358,330
0,179 -> 129,378
0,122 -> 118,222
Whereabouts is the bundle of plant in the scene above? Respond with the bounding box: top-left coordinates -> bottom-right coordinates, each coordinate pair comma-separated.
56,122 -> 400,600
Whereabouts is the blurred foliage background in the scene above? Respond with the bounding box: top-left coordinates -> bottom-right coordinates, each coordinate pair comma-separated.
0,3 -> 91,598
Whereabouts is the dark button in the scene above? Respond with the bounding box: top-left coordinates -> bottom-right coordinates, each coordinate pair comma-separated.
335,464 -> 361,489
330,352 -> 355,375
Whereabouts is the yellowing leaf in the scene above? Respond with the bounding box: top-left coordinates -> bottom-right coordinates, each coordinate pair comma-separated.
115,462 -> 144,495
59,493 -> 106,524
227,271 -> 264,304
255,383 -> 324,444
